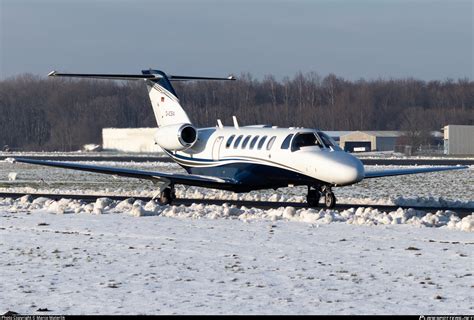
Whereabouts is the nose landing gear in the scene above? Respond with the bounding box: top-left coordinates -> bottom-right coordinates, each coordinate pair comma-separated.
307,185 -> 336,209
323,189 -> 336,209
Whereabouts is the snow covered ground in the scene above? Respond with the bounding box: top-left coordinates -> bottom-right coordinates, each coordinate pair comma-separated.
1,202 -> 473,315
2,195 -> 473,230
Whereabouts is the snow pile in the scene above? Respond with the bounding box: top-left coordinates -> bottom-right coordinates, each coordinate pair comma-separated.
1,196 -> 472,232
339,196 -> 474,209
2,186 -> 472,210
174,188 -> 474,209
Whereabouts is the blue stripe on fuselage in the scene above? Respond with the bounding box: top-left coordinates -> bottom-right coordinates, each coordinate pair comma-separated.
183,162 -> 319,191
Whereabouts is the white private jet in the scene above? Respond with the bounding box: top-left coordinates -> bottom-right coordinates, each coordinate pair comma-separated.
13,69 -> 467,208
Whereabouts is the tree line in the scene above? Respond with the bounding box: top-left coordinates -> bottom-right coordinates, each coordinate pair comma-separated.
0,73 -> 472,151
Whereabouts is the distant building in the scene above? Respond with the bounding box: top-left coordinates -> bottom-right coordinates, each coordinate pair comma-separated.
102,128 -> 161,153
324,131 -> 353,146
339,131 -> 402,152
443,125 -> 474,155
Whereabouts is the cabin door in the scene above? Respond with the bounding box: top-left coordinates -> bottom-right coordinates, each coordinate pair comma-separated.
212,136 -> 224,160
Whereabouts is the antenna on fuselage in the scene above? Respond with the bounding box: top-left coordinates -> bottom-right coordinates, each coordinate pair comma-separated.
232,116 -> 239,129
217,119 -> 224,129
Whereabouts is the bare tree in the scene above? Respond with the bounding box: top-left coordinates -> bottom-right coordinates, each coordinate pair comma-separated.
0,72 -> 472,151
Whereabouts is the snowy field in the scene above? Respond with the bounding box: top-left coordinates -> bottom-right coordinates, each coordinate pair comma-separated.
1,158 -> 473,314
0,205 -> 472,315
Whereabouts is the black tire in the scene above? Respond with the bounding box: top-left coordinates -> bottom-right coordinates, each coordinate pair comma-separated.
158,188 -> 173,205
307,190 -> 320,207
324,192 -> 336,209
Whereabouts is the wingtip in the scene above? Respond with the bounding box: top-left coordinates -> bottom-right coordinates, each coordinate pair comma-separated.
228,74 -> 236,80
48,70 -> 57,77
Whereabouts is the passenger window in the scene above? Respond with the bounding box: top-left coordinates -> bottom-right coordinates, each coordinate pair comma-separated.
226,135 -> 235,148
249,136 -> 259,149
233,135 -> 243,149
257,136 -> 267,149
241,135 -> 251,149
266,136 -> 276,150
281,134 -> 294,149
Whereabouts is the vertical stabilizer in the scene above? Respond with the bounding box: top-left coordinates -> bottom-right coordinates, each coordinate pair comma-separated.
142,70 -> 191,127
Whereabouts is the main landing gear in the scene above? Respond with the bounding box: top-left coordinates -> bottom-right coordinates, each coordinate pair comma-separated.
154,185 -> 176,205
307,187 -> 320,207
307,185 -> 336,209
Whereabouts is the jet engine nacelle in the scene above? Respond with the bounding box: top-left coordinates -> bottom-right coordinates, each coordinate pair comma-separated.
154,123 -> 198,151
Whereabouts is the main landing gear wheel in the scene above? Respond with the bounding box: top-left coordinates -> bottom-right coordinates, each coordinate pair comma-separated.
306,188 -> 321,207
158,187 -> 175,205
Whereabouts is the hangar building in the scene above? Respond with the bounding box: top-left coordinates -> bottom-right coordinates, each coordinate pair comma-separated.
325,131 -> 352,146
102,128 -> 161,153
339,131 -> 401,152
443,125 -> 474,155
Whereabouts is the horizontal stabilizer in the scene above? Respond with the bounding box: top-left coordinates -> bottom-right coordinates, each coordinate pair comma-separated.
169,75 -> 236,81
48,70 -> 236,81
48,71 -> 159,80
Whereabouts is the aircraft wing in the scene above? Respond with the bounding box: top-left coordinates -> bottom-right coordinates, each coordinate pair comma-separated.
364,165 -> 468,179
12,158 -> 239,189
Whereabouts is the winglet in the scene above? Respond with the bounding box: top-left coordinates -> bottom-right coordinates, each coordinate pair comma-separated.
48,70 -> 57,77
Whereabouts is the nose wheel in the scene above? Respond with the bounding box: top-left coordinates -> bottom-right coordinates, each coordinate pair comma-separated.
323,190 -> 336,209
307,185 -> 336,209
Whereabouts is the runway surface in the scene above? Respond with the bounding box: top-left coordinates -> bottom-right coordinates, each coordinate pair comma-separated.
1,192 -> 471,218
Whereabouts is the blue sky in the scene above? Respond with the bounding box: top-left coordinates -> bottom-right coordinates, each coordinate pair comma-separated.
1,0 -> 472,80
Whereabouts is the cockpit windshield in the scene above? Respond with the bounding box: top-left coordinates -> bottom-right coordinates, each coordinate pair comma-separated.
291,133 -> 323,151
317,131 -> 342,150
290,132 -> 342,151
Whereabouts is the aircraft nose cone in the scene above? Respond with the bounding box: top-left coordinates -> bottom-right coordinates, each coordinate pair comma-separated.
346,156 -> 365,183
309,151 -> 365,186
332,153 -> 365,185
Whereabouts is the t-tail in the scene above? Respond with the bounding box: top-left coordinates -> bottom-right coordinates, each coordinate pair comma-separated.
142,70 -> 191,127
48,69 -> 235,150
